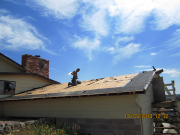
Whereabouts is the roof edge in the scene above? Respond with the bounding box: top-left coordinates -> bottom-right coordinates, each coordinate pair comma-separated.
0,89 -> 145,102
0,72 -> 60,84
143,72 -> 156,91
0,53 -> 25,70
143,69 -> 164,91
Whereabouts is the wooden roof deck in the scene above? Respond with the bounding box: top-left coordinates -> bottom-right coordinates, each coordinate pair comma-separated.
0,70 -> 163,101
14,73 -> 138,97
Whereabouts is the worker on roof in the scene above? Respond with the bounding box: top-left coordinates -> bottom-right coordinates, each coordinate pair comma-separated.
68,68 -> 81,87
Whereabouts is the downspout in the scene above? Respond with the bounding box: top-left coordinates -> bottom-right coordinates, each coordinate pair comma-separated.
135,95 -> 144,135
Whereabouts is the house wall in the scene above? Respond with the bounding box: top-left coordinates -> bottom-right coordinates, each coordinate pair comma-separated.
137,84 -> 154,135
3,95 -> 137,118
0,58 -> 22,72
2,95 -> 141,135
0,75 -> 52,95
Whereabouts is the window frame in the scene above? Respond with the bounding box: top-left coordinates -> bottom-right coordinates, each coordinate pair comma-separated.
0,80 -> 16,95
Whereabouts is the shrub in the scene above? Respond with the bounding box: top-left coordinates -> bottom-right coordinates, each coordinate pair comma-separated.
12,123 -> 81,135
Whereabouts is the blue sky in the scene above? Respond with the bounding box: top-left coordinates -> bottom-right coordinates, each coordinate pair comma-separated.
0,0 -> 180,94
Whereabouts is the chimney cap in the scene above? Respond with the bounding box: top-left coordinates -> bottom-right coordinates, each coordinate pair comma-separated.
35,55 -> 40,57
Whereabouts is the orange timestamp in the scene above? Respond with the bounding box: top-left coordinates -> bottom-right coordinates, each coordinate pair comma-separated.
125,114 -> 169,119
125,114 -> 153,119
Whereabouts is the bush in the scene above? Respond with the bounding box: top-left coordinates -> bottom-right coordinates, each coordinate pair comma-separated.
12,123 -> 81,135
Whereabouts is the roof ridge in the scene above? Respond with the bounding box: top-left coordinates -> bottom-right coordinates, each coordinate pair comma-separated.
0,52 -> 25,70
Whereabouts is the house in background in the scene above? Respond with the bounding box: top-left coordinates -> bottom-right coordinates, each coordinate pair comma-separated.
0,53 -> 60,99
0,53 -> 179,135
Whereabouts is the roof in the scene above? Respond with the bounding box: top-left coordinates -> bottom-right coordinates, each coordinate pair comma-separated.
0,72 -> 60,84
0,52 -> 25,70
0,69 -> 163,101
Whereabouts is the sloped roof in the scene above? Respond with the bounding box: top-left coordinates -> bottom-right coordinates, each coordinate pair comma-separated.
0,52 -> 60,84
0,52 -> 25,70
0,72 -> 60,84
17,73 -> 138,95
0,69 -> 163,101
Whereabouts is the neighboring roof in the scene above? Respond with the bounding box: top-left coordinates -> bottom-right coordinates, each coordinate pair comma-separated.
0,72 -> 60,84
0,52 -> 25,70
0,69 -> 163,101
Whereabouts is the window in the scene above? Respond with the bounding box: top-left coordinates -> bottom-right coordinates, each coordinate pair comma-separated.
0,80 -> 15,95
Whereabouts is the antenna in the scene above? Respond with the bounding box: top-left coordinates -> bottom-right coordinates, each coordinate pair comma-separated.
37,61 -> 44,73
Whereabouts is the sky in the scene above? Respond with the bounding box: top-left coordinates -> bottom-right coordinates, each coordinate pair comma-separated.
0,0 -> 180,94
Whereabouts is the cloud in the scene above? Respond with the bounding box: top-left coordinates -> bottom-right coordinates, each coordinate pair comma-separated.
60,45 -> 66,52
151,0 -> 180,30
103,35 -> 140,63
107,47 -> 115,54
112,0 -> 154,34
134,65 -> 151,68
79,0 -> 151,35
26,16 -> 36,21
115,36 -> 134,47
139,68 -> 180,77
79,0 -> 180,35
50,68 -> 59,72
103,36 -> 135,54
42,46 -> 57,55
9,0 -> 180,36
141,46 -> 157,51
112,43 -> 141,64
4,0 -> 23,5
171,52 -> 180,57
165,29 -> 180,57
0,15 -> 43,50
151,53 -> 156,55
0,9 -> 10,15
0,13 -> 56,54
166,29 -> 180,49
79,8 -> 109,36
26,0 -> 81,19
6,0 -> 180,62
73,35 -> 100,60
163,68 -> 180,77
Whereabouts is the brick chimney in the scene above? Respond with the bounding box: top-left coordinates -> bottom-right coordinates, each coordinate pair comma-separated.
21,54 -> 49,78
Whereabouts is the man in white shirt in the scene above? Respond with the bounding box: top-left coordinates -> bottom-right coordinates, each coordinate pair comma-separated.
68,68 -> 81,87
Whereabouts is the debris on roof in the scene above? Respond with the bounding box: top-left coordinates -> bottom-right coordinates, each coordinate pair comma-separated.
0,69 -> 164,101
12,73 -> 138,97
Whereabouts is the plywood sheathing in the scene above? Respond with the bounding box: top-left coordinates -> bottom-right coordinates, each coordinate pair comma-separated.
13,73 -> 138,97
1,70 -> 162,101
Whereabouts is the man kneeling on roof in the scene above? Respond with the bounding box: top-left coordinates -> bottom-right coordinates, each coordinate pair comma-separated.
68,68 -> 81,87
